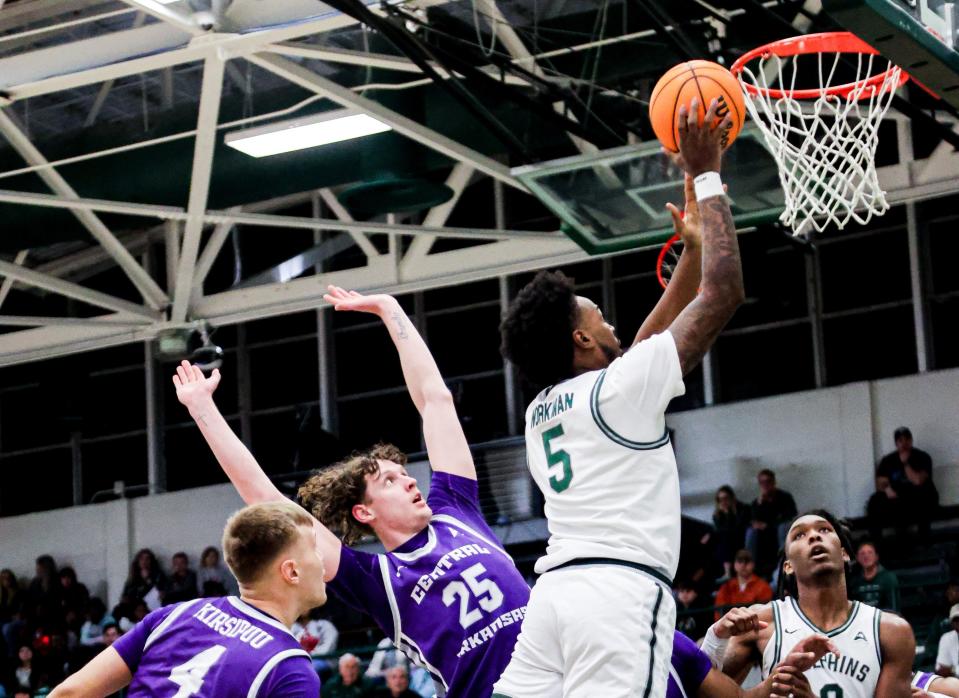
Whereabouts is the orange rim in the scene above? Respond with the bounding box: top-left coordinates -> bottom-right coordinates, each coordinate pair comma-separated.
730,31 -> 909,100
656,233 -> 682,290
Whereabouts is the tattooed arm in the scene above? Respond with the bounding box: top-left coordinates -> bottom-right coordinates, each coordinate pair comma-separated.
324,286 -> 476,479
667,98 -> 745,375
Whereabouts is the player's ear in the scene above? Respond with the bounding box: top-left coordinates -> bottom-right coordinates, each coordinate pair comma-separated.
572,328 -> 593,350
352,503 -> 374,525
279,558 -> 299,585
782,559 -> 794,576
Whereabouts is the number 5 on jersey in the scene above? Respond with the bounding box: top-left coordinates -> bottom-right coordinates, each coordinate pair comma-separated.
542,424 -> 572,493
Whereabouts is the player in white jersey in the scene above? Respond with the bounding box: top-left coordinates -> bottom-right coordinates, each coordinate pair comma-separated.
496,98 -> 746,697
914,670 -> 959,698
707,510 -> 915,697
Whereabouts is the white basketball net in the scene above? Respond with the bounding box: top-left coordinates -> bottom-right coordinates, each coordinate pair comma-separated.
737,50 -> 902,236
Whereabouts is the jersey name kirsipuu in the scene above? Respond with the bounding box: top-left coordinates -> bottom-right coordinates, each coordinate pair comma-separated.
112,595 -> 318,698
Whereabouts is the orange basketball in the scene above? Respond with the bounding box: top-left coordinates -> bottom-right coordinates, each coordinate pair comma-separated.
649,60 -> 746,152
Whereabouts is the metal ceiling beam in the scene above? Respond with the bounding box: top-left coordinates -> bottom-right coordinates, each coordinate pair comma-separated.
171,55 -> 225,323
193,221 -> 234,294
0,250 -> 28,310
0,187 -> 554,239
0,109 -> 170,310
0,259 -> 158,321
317,188 -> 381,259
115,0 -> 201,36
84,10 -> 149,128
247,53 -> 526,191
403,163 -> 474,269
0,315 -> 151,327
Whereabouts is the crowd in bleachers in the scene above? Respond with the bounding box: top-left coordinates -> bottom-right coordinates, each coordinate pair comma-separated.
2,425 -> 956,696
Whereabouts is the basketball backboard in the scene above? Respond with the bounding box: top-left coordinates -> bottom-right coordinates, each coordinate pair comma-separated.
513,128 -> 784,255
824,0 -> 959,108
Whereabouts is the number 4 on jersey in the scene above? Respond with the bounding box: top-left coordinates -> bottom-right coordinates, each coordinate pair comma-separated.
168,645 -> 227,697
542,424 -> 572,493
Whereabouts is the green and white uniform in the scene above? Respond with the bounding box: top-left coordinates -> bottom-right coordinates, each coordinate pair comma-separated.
494,331 -> 685,698
763,598 -> 883,698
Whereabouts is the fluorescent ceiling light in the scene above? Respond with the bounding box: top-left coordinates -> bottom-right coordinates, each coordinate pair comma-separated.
225,111 -> 392,158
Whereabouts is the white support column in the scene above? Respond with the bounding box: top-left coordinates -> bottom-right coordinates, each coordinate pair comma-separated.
144,332 -> 164,494
805,249 -> 826,387
702,351 -> 716,405
313,194 -> 336,433
170,55 -> 225,322
499,275 -> 519,436
247,53 -> 524,190
0,109 -> 169,309
906,202 -> 929,373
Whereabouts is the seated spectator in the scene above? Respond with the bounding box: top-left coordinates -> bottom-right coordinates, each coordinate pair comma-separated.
876,427 -> 939,532
937,604 -> 959,678
928,583 -> 959,662
373,666 -> 420,698
110,596 -> 135,633
58,567 -> 89,634
79,598 -> 115,648
28,556 -> 62,625
746,469 -> 797,576
714,550 -> 773,621
848,541 -> 899,612
712,485 -> 750,580
164,552 -> 198,604
0,569 -> 24,658
322,653 -> 375,698
292,609 -> 339,675
101,623 -> 120,646
365,638 -> 407,682
10,646 -> 35,694
197,546 -> 237,596
674,579 -> 712,642
865,473 -> 901,543
121,549 -> 167,610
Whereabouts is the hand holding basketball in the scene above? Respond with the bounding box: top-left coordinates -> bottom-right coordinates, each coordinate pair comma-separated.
677,97 -> 731,176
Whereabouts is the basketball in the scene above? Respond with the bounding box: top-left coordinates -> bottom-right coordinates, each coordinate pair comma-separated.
649,59 -> 746,152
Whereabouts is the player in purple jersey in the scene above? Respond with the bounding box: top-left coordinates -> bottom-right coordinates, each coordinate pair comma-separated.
914,671 -> 959,698
173,286 -> 532,698
50,502 -> 325,698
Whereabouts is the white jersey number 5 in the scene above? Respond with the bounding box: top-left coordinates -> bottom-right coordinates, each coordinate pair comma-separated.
442,563 -> 505,628
168,645 -> 227,697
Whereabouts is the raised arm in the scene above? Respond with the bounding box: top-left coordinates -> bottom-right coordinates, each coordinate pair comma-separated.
173,362 -> 342,579
633,174 -> 703,345
324,286 -> 475,480
668,98 -> 745,375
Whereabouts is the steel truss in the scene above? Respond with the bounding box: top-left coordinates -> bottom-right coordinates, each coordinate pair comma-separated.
0,1 -> 956,366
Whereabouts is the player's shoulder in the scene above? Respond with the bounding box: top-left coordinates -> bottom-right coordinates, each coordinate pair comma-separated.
878,610 -> 915,657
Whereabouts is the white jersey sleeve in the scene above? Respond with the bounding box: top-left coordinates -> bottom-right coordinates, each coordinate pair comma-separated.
597,331 -> 685,442
937,631 -> 958,672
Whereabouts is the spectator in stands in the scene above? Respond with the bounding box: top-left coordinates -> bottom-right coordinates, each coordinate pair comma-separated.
121,549 -> 166,610
78,599 -> 114,649
865,473 -> 902,543
110,596 -> 135,633
101,623 -> 120,646
936,604 -> 959,678
28,556 -> 61,621
292,609 -> 339,675
848,541 -> 900,612
0,569 -> 24,657
674,579 -> 712,642
164,552 -> 198,604
10,645 -> 35,694
746,469 -> 797,575
877,426 -> 939,532
322,653 -> 375,697
712,485 -> 751,581
373,666 -> 420,698
197,546 -> 236,596
57,567 -> 88,633
713,549 -> 774,621
928,583 -> 959,665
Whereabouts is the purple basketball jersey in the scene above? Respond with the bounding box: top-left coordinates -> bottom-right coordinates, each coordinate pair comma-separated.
667,630 -> 712,698
113,596 -> 319,697
328,472 -> 531,697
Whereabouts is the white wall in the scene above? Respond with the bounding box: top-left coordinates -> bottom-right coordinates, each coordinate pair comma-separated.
1,367 -> 956,601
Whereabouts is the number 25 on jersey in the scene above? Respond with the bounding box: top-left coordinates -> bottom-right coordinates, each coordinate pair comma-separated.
542,424 -> 572,493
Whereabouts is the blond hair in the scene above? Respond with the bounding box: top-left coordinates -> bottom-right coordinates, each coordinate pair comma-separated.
222,501 -> 313,584
298,444 -> 407,545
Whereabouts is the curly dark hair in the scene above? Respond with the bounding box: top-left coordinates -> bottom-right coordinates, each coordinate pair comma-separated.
500,270 -> 579,389
776,509 -> 854,599
298,443 -> 407,546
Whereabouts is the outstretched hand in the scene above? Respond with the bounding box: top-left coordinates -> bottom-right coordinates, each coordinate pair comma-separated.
665,175 -> 702,249
677,97 -> 732,177
323,285 -> 396,317
172,360 -> 220,412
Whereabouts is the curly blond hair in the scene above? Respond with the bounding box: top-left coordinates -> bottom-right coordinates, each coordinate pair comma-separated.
298,443 -> 408,545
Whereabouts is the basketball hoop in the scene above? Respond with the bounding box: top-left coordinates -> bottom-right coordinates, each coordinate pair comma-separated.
656,233 -> 683,290
731,32 -> 908,236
